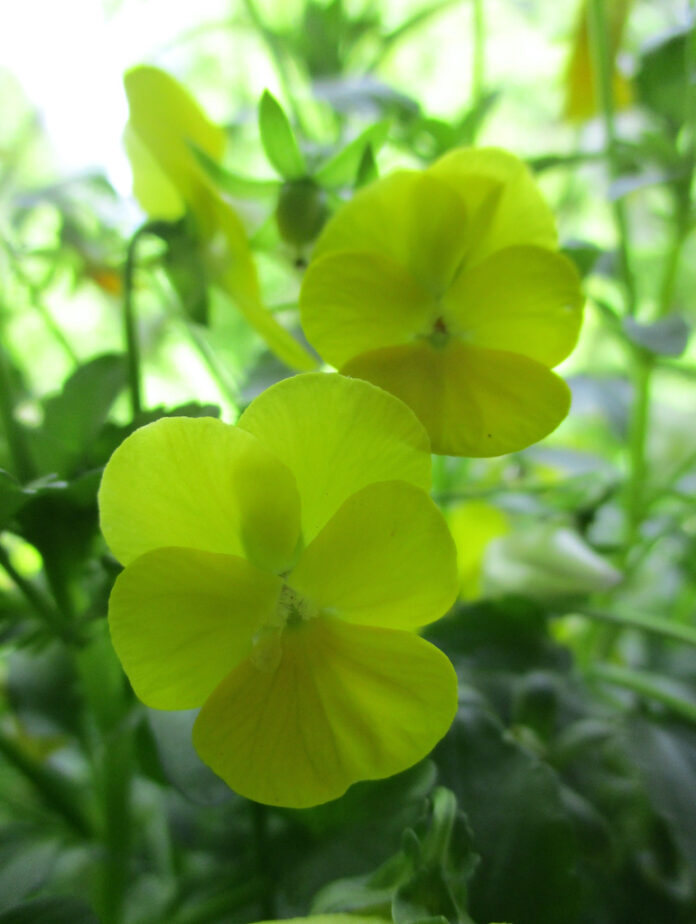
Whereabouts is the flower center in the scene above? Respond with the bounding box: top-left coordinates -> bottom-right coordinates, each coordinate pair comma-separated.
426,316 -> 450,349
275,583 -> 318,629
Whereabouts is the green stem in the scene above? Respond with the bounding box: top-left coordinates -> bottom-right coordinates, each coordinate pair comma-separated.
123,229 -> 145,419
251,801 -> 276,920
566,607 -> 696,649
625,353 -> 652,556
471,0 -> 485,109
96,730 -> 133,924
587,0 -> 636,314
657,219 -> 688,317
590,663 -> 696,724
0,340 -> 35,482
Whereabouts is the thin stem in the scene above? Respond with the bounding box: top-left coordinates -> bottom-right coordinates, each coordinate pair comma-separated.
625,353 -> 652,557
471,0 -> 485,109
564,607 -> 696,649
587,0 -> 636,313
590,663 -> 696,724
123,229 -> 145,419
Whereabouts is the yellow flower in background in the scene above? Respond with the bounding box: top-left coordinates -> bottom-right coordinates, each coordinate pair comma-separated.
300,148 -> 584,457
563,0 -> 634,122
99,374 -> 458,808
124,65 -> 315,371
447,501 -> 509,600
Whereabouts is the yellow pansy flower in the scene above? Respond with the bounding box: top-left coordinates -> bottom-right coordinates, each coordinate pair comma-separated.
98,374 -> 458,808
124,65 -> 315,371
299,148 -> 584,457
447,500 -> 509,600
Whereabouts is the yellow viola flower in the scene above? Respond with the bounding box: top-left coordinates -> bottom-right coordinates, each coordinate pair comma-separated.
98,374 -> 458,808
124,65 -> 315,371
447,501 -> 509,600
299,147 -> 584,457
563,0 -> 634,122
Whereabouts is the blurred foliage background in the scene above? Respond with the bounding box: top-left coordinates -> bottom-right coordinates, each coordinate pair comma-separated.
1,1 -> 696,922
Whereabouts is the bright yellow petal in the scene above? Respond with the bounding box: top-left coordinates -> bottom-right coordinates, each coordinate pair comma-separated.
124,123 -> 185,221
447,501 -> 509,600
428,147 -> 557,267
443,246 -> 583,367
300,250 -> 436,368
124,65 -> 225,208
98,417 -> 301,572
288,481 -> 457,630
192,616 -> 457,807
342,341 -> 571,457
109,547 -> 281,709
237,373 -> 431,544
312,170 -> 469,295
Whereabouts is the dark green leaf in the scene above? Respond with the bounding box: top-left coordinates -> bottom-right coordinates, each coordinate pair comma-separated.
0,470 -> 29,526
259,91 -> 306,180
561,241 -> 602,277
0,830 -> 59,911
637,25 -> 695,129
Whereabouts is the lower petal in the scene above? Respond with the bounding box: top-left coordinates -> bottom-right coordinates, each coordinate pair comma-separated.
342,341 -> 571,457
109,547 -> 281,710
192,616 -> 457,808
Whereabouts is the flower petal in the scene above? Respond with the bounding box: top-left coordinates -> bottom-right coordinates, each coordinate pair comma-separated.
124,123 -> 185,221
238,373 -> 431,543
443,245 -> 583,367
428,147 -> 557,267
312,171 -> 469,294
99,417 -> 301,572
192,616 -> 457,807
300,250 -> 436,369
124,65 -> 225,210
109,547 -> 281,709
288,481 -> 457,630
342,341 -> 571,457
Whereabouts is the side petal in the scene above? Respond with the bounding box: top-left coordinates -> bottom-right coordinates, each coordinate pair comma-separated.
288,481 -> 457,630
342,341 -> 571,457
192,616 -> 457,807
237,373 -> 431,544
99,417 -> 301,572
109,547 -> 281,710
443,245 -> 584,367
428,147 -> 557,267
124,123 -> 185,221
312,171 -> 469,295
124,65 -> 225,206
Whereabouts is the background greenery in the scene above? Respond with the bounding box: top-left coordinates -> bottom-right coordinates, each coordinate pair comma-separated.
1,1 -> 695,922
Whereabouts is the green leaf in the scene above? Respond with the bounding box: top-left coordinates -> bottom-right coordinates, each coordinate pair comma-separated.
30,354 -> 128,476
0,830 -> 59,911
636,25 -> 695,129
434,702 -> 581,924
0,898 -> 99,924
259,90 -> 307,180
0,470 -> 29,526
356,143 -> 379,187
315,120 -> 390,188
623,315 -> 691,357
561,240 -> 602,277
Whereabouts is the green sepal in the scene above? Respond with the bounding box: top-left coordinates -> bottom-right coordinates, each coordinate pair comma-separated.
259,90 -> 307,180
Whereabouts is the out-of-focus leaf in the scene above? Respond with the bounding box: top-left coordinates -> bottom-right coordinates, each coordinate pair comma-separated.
0,470 -> 28,526
623,315 -> 691,357
636,24 -> 695,129
30,355 -> 128,476
7,642 -> 81,738
434,701 -> 581,924
259,91 -> 306,180
147,708 -> 232,806
0,897 -> 99,924
189,141 -> 279,198
356,143 -> 379,187
561,240 -> 602,277
315,120 -> 390,188
0,830 -> 59,910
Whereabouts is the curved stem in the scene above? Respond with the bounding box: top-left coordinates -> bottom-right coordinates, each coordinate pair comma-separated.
123,229 -> 145,419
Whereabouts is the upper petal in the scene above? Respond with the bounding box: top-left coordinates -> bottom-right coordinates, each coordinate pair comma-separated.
300,249 -> 436,369
288,480 -> 457,630
342,341 -> 571,457
428,147 -> 557,267
443,245 -> 583,367
237,373 -> 431,544
312,171 -> 469,295
192,615 -> 457,807
109,547 -> 281,709
99,416 -> 301,572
